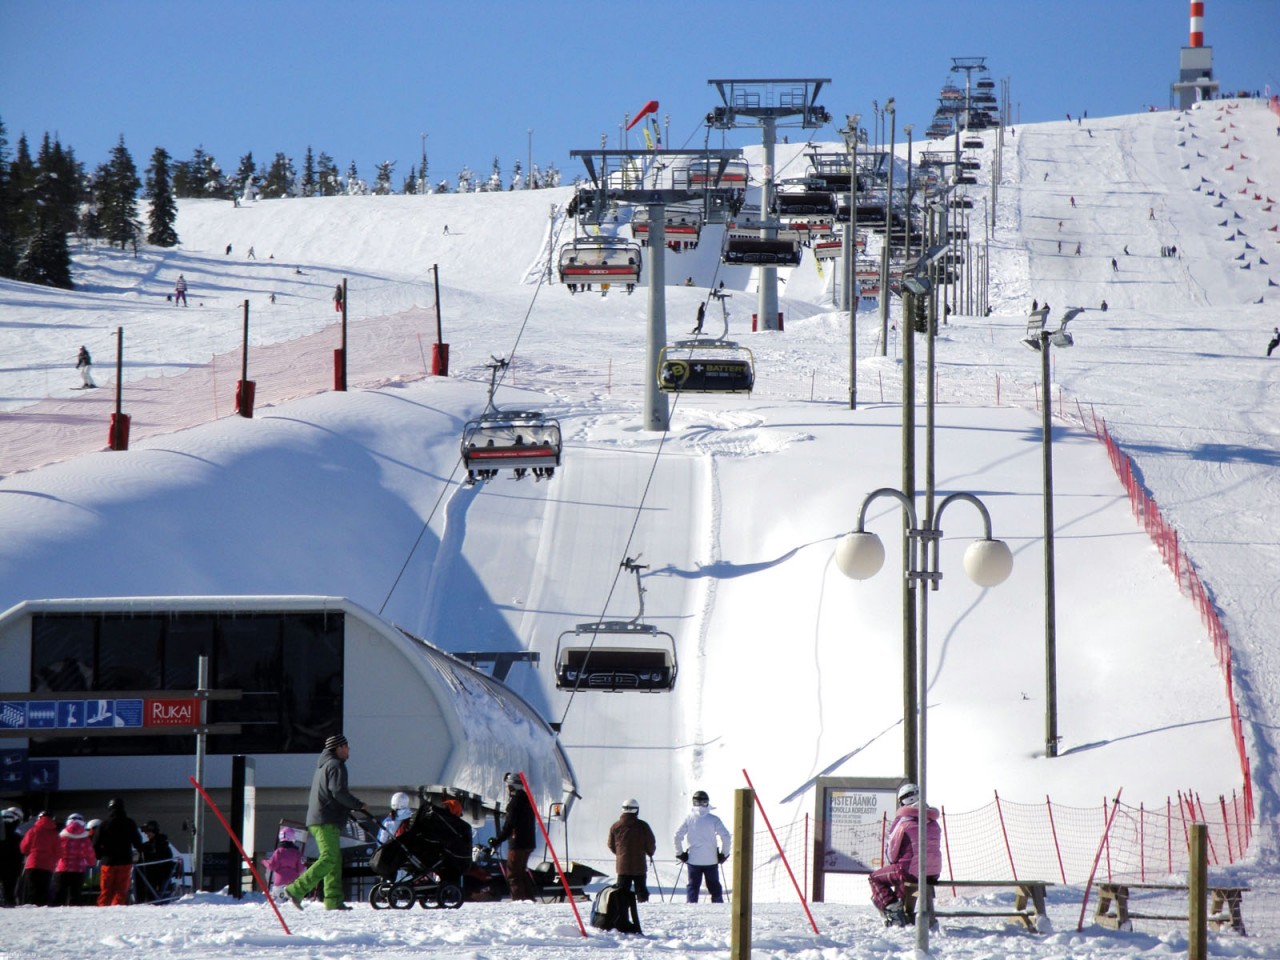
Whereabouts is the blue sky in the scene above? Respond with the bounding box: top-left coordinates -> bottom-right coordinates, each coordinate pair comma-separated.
2,0 -> 1277,187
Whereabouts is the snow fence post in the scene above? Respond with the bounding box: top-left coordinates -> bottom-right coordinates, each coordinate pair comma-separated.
730,787 -> 754,960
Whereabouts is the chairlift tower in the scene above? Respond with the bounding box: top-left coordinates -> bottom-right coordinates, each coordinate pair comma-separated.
707,78 -> 832,332
949,58 -> 988,167
569,147 -> 744,432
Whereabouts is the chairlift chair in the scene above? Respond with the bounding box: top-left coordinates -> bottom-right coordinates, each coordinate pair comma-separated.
686,157 -> 749,191
721,236 -> 802,267
554,558 -> 678,693
557,236 -> 642,295
658,339 -> 755,394
460,358 -> 562,484
963,137 -> 983,149
814,237 -> 843,261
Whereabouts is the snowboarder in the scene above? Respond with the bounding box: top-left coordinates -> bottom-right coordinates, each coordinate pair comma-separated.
76,346 -> 96,389
691,301 -> 706,335
174,275 -> 188,306
1123,245 -> 1130,256
443,225 -> 450,235
1267,328 -> 1279,357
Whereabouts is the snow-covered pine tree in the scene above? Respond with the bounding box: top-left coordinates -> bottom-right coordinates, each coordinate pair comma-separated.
317,153 -> 341,196
456,166 -> 473,194
345,161 -> 368,196
511,159 -> 523,191
484,156 -> 503,192
236,152 -> 258,200
373,160 -> 395,195
14,132 -> 76,287
145,146 -> 179,247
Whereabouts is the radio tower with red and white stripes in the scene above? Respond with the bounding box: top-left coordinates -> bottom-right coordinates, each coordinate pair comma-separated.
1174,0 -> 1218,109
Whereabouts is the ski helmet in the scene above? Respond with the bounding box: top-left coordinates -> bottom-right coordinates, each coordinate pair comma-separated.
692,790 -> 710,806
897,782 -> 920,805
1,807 -> 21,824
278,825 -> 298,844
66,812 -> 85,824
390,791 -> 412,812
622,798 -> 640,813
504,772 -> 524,791
86,819 -> 102,831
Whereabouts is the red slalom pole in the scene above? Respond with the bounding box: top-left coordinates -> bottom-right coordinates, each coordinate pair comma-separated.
741,768 -> 819,934
518,771 -> 588,937
189,775 -> 291,934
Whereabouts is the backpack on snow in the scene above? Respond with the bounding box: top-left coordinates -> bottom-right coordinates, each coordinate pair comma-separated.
590,882 -> 640,933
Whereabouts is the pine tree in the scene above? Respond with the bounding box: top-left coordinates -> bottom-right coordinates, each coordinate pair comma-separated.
0,117 -> 14,278
301,147 -> 316,198
9,134 -> 37,246
484,156 -> 503,192
145,146 -> 179,247
261,152 -> 296,199
95,135 -> 142,250
317,152 -> 340,196
345,161 -> 367,195
16,134 -> 75,288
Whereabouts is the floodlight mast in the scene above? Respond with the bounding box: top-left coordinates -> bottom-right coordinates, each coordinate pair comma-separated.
569,147 -> 744,431
707,79 -> 832,333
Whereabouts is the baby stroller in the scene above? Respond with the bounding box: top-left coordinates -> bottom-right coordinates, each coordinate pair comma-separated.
368,802 -> 473,910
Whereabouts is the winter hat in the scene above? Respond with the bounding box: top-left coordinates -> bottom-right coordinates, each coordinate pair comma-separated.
61,818 -> 89,840
325,734 -> 349,751
503,772 -> 524,791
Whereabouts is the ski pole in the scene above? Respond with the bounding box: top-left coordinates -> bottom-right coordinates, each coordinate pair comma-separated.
647,854 -> 664,902
669,860 -> 685,903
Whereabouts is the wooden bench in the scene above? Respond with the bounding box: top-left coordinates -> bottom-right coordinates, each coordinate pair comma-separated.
1093,881 -> 1249,935
904,879 -> 1054,933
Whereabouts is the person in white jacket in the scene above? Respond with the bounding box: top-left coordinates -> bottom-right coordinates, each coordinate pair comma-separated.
673,790 -> 731,903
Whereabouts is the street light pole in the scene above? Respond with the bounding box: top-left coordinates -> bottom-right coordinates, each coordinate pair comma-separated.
527,128 -> 533,189
878,98 -> 896,356
842,114 -> 862,410
837,488 -> 1013,957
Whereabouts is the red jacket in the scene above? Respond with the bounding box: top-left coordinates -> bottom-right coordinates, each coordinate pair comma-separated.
58,822 -> 97,873
20,815 -> 60,871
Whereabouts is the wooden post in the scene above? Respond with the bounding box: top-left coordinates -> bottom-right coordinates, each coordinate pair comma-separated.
730,787 -> 754,960
1189,823 -> 1207,960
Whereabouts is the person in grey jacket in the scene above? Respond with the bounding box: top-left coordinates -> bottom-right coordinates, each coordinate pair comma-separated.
283,734 -> 369,911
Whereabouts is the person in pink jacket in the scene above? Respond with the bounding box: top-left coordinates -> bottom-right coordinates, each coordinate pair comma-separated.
261,826 -> 307,901
868,782 -> 941,927
19,811 -> 60,905
54,813 -> 96,906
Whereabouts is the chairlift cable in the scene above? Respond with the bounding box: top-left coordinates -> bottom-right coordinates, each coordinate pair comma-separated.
555,387 -> 685,724
378,206 -> 573,617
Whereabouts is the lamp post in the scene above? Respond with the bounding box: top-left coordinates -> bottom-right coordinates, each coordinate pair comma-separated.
841,113 -> 862,410
527,128 -> 533,189
1026,308 -> 1080,758
878,98 -> 896,356
836,488 -> 1013,956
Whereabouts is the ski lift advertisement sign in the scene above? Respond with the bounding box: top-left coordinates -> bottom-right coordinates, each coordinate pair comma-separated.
813,776 -> 903,886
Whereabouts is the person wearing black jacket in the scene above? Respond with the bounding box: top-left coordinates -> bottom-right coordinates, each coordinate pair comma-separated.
488,773 -> 536,901
93,798 -> 144,906
136,821 -> 178,902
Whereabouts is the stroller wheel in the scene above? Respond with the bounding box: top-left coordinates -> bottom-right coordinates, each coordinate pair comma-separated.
438,883 -> 464,910
369,881 -> 392,910
389,882 -> 416,909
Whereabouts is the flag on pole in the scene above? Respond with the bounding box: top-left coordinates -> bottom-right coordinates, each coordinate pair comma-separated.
626,100 -> 659,130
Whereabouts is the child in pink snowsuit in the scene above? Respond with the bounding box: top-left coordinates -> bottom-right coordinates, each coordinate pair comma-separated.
261,827 -> 306,900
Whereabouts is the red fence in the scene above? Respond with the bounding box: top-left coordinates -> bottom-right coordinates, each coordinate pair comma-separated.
1083,404 -> 1254,833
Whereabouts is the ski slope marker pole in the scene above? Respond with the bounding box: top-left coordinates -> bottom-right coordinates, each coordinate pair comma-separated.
189,775 -> 291,935
518,771 -> 587,937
